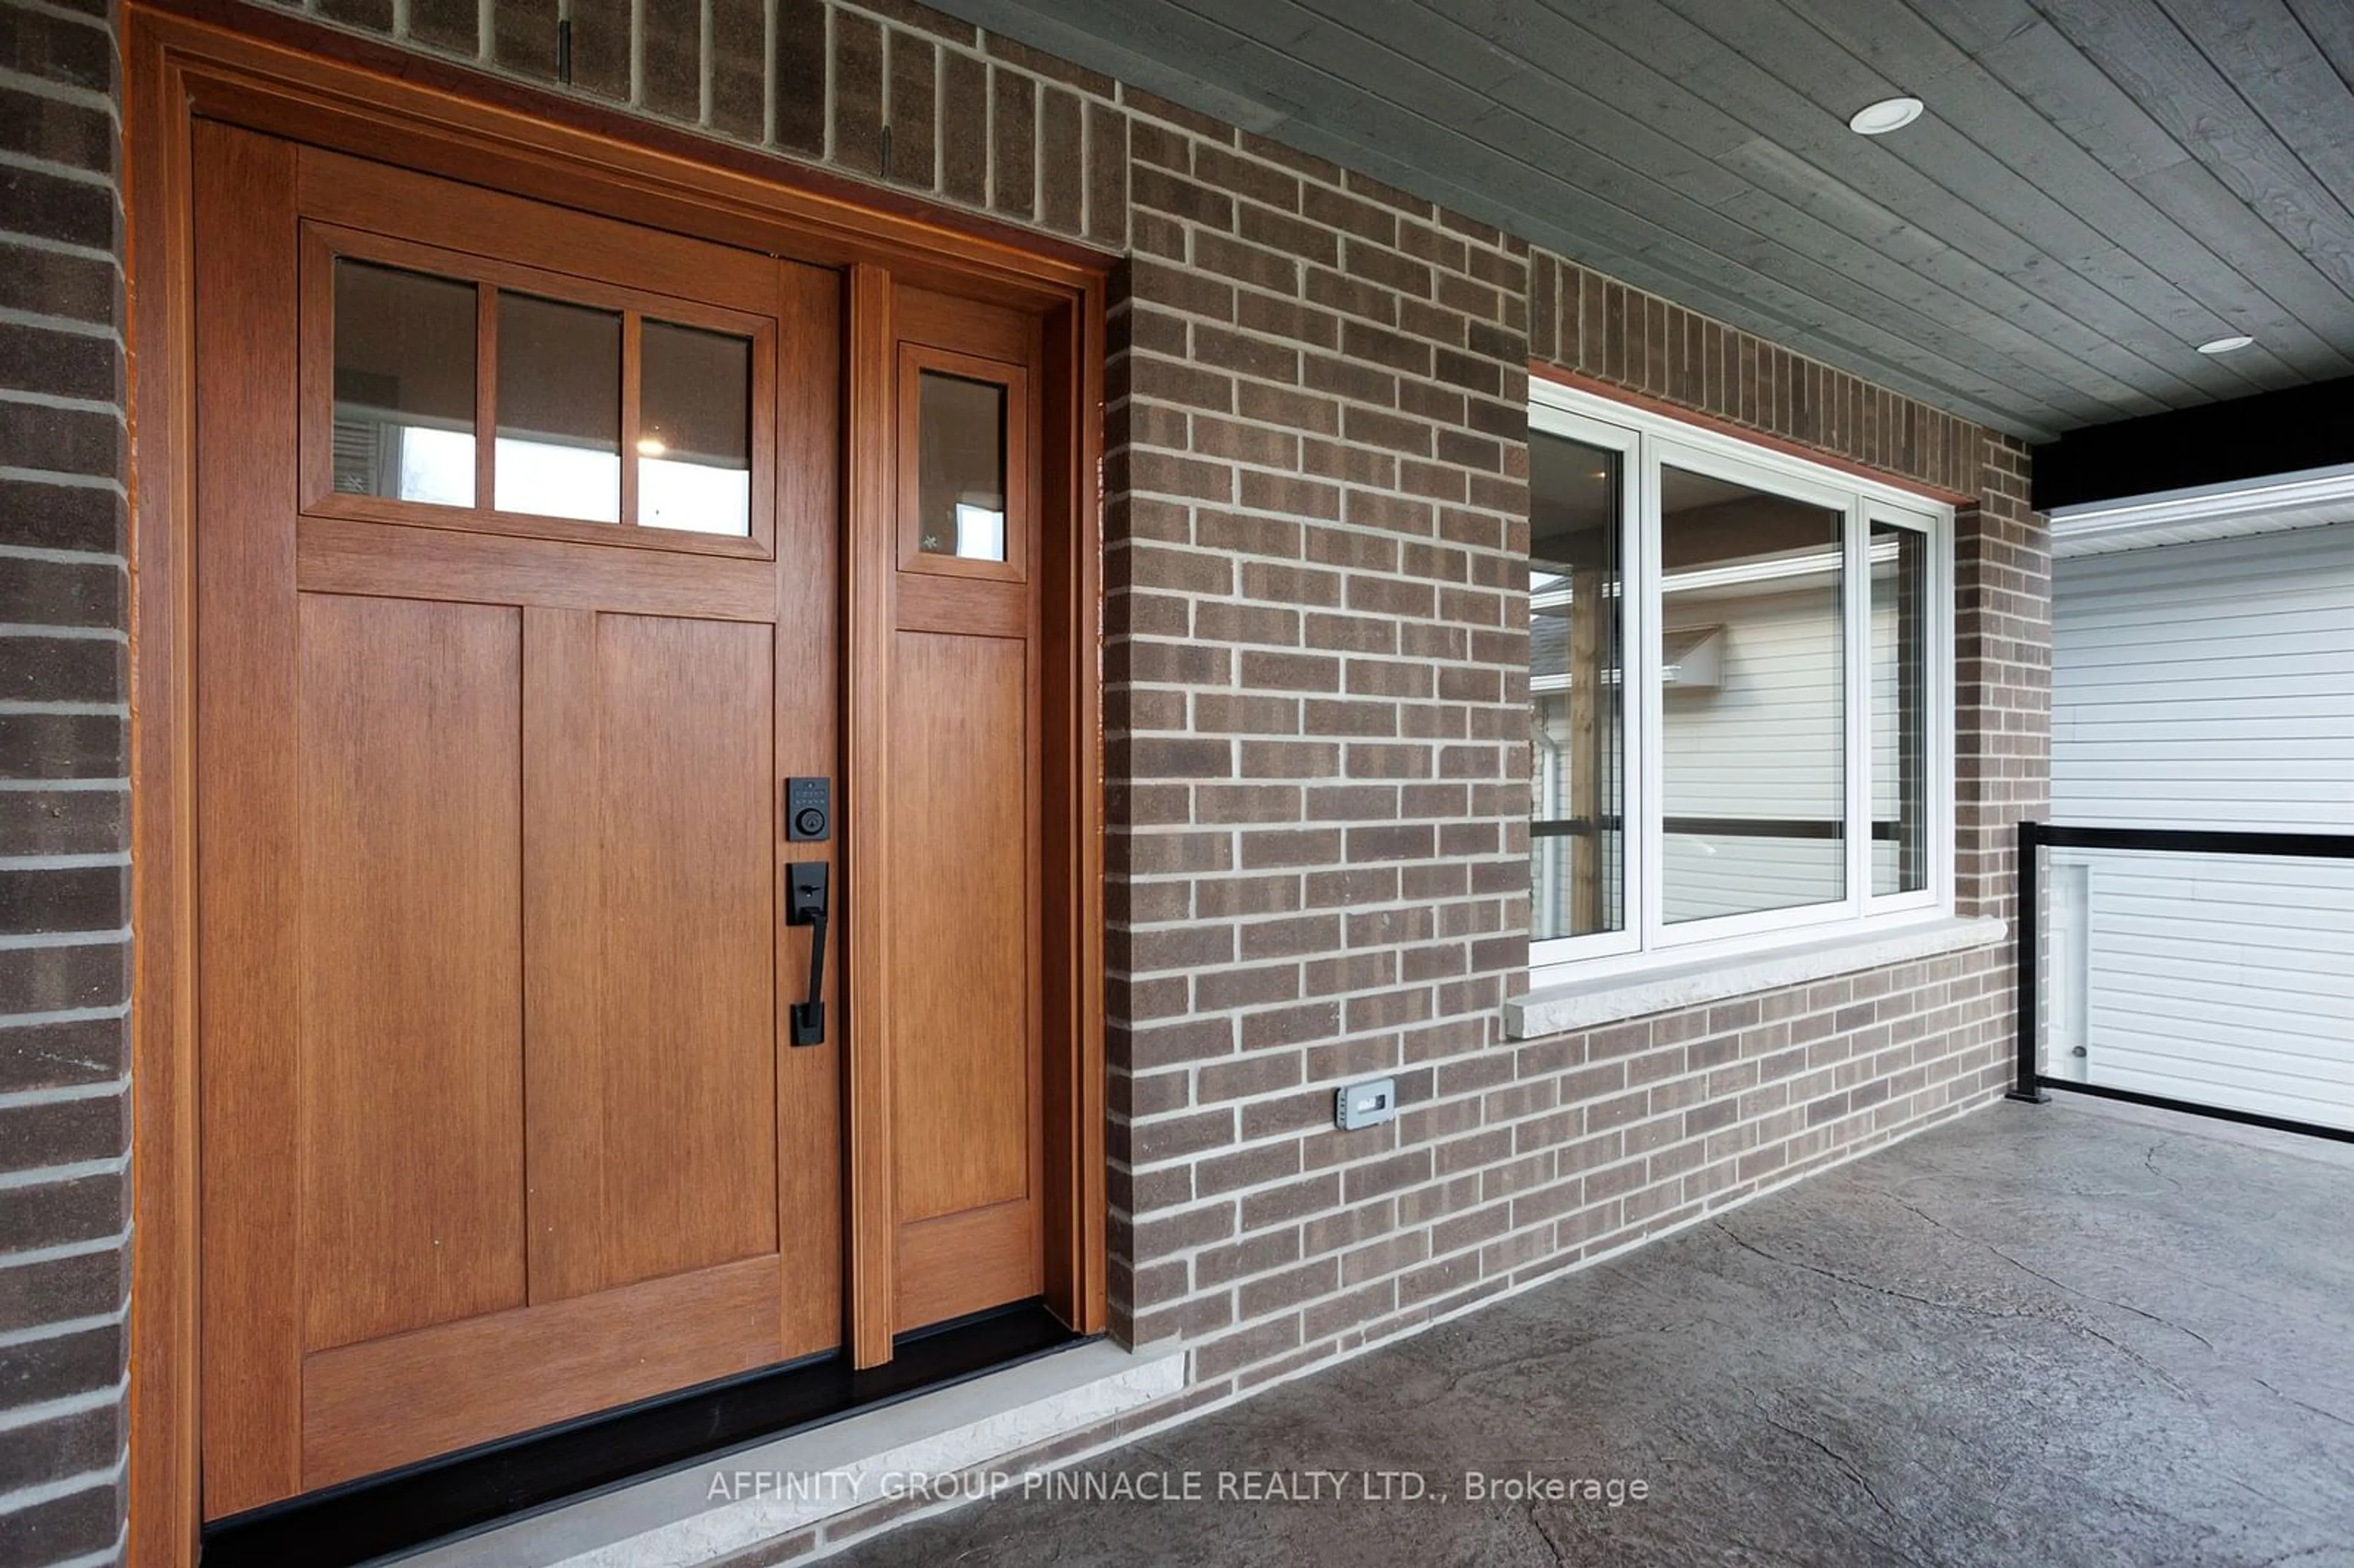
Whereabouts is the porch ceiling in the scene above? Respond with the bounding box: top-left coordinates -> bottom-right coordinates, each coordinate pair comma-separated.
935,0 -> 2354,441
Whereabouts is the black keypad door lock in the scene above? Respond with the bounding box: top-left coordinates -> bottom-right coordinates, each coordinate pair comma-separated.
785,777 -> 830,842
786,862 -> 828,1046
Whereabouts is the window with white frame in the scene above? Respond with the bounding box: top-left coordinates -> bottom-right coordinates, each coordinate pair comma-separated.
1526,382 -> 1953,984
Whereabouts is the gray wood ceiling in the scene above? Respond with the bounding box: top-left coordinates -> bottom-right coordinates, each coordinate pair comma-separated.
935,0 -> 2354,440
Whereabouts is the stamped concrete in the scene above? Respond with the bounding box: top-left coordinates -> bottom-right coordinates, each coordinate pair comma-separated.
833,1099 -> 2354,1567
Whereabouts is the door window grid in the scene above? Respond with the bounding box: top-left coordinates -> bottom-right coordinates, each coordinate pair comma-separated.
317,231 -> 768,550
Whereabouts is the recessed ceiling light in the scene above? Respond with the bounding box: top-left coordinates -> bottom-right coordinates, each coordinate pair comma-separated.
636,436 -> 668,456
2196,334 -> 2255,354
1848,96 -> 1925,135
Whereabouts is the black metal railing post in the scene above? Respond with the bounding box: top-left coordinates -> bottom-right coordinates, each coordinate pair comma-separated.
2006,818 -> 2048,1103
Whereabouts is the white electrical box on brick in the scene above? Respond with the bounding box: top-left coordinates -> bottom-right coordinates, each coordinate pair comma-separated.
1335,1077 -> 1397,1132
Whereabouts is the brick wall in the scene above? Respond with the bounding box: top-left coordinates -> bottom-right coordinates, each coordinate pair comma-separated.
245,0 -> 1137,246
1105,160 -> 2052,1396
0,2 -> 133,1567
1105,112 -> 1536,1364
29,1 -> 2051,1561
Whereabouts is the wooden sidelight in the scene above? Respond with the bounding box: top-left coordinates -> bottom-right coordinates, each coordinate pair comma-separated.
848,283 -> 1053,1360
143,15 -> 1105,1539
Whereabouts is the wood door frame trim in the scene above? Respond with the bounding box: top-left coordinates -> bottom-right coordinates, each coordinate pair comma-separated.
123,9 -> 1108,1564
843,261 -> 897,1369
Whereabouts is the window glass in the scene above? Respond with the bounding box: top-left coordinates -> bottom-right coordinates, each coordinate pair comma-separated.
639,320 -> 753,536
916,371 -> 1008,561
330,259 -> 477,507
1528,431 -> 1625,939
1658,465 -> 1845,922
494,292 -> 621,523
1873,520 -> 1930,894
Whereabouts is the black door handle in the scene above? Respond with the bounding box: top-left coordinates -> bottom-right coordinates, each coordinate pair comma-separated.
786,862 -> 828,1046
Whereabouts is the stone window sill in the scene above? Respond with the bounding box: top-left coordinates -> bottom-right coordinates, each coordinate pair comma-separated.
1503,915 -> 2008,1040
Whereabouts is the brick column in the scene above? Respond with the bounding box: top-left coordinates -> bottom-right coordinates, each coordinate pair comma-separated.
1955,433 -> 2052,1083
0,3 -> 132,1566
1955,432 -> 2052,929
1101,99 -> 1535,1376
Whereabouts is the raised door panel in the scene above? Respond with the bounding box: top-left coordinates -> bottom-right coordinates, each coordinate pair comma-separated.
886,629 -> 1043,1330
296,594 -> 528,1352
889,631 -> 1032,1224
594,613 -> 780,1287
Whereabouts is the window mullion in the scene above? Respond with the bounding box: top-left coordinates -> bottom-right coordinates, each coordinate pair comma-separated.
1636,432 -> 1663,954
1846,501 -> 1870,920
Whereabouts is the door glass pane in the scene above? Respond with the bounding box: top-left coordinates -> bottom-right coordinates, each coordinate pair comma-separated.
331,259 -> 477,507
1873,520 -> 1930,894
916,370 -> 1007,561
1528,430 -> 1625,940
1659,465 -> 1846,922
494,292 -> 620,523
639,320 -> 752,536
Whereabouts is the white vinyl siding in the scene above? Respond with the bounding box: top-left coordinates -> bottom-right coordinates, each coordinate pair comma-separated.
1657,594 -> 1907,922
1660,586 -> 1844,921
2051,523 -> 2354,1130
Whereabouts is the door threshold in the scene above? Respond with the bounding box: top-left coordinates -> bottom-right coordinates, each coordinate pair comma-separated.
390,1336 -> 1181,1567
200,1302 -> 1094,1568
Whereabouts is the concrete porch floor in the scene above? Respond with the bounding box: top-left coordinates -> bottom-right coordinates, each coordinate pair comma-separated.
834,1099 -> 2354,1567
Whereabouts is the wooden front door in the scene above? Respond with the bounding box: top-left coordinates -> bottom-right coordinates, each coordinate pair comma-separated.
190,123 -> 876,1518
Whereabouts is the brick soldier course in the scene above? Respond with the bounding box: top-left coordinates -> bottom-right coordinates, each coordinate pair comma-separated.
0,2 -> 2050,1564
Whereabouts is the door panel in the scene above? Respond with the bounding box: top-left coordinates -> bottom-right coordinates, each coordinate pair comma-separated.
296,595 -> 525,1352
592,614 -> 779,1288
519,610 -> 782,1303
891,631 -> 1032,1226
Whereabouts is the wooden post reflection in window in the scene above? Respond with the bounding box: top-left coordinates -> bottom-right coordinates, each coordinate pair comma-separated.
1569,563 -> 1602,935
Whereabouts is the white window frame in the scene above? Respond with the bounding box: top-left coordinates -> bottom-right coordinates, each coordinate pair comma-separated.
1528,379 -> 1956,988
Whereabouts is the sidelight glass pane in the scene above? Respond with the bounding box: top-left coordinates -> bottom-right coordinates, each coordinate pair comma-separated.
1873,520 -> 1930,895
1528,430 -> 1626,940
1659,465 -> 1845,922
330,259 -> 478,507
494,292 -> 621,523
916,370 -> 1007,561
638,320 -> 753,536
